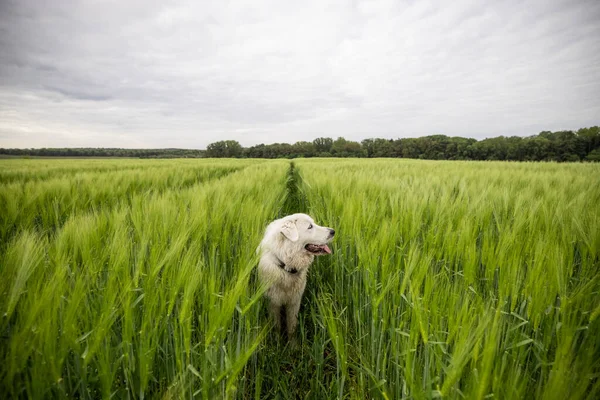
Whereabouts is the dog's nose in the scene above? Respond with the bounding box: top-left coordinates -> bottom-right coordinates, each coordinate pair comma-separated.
329,229 -> 335,236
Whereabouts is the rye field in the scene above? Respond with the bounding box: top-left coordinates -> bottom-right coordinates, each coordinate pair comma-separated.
0,158 -> 599,399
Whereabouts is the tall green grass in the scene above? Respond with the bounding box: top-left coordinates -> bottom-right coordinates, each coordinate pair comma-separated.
296,159 -> 600,399
1,158 -> 599,399
0,159 -> 260,246
1,160 -> 287,398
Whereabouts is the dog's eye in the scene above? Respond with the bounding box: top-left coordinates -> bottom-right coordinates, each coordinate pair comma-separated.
308,224 -> 313,229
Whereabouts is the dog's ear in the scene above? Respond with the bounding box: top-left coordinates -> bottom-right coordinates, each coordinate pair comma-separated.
280,220 -> 299,242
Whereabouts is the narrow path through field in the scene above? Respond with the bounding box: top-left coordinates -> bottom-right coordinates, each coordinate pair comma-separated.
279,161 -> 308,217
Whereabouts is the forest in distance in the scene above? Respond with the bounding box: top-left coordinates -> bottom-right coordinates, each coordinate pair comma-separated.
1,125 -> 599,162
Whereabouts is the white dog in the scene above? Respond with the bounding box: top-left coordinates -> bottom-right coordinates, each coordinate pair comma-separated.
258,213 -> 335,338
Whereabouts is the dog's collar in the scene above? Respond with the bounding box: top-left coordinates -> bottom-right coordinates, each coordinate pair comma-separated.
275,255 -> 298,274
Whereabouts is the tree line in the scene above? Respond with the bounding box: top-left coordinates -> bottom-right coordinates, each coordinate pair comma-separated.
1,126 -> 599,161
0,148 -> 205,158
207,126 -> 600,161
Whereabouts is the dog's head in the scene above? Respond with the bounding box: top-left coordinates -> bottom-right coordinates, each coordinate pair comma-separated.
278,213 -> 335,255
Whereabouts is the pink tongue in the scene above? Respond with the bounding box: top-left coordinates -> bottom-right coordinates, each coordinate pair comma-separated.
321,245 -> 332,254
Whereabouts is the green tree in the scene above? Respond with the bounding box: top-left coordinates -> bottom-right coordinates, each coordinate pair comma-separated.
206,140 -> 243,158
577,126 -> 600,154
331,137 -> 365,157
293,141 -> 316,157
362,138 -> 394,157
313,137 -> 333,153
585,148 -> 600,162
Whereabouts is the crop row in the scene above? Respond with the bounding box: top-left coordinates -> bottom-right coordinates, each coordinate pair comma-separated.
295,159 -> 600,399
0,159 -> 260,246
1,161 -> 288,398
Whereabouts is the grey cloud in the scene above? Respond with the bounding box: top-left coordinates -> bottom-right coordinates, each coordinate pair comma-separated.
43,86 -> 112,102
0,0 -> 599,148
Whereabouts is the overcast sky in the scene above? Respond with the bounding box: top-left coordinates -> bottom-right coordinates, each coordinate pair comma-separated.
0,0 -> 599,149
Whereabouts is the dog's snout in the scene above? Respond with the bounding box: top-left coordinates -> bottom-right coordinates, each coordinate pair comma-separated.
329,229 -> 335,237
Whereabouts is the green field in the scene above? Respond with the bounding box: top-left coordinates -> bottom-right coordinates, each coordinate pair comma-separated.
1,159 -> 599,399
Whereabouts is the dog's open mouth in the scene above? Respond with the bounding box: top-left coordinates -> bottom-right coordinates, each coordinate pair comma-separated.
305,243 -> 332,255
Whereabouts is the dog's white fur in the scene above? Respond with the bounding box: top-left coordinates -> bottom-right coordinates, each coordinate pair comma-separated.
258,213 -> 335,337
